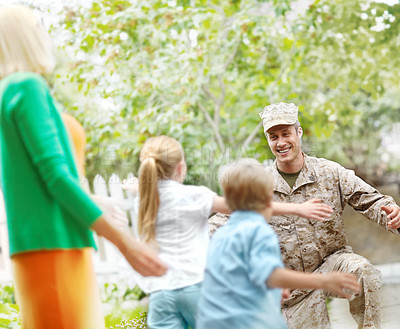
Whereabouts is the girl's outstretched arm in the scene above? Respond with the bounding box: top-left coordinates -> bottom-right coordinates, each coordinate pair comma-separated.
211,196 -> 231,214
272,199 -> 333,221
211,197 -> 332,221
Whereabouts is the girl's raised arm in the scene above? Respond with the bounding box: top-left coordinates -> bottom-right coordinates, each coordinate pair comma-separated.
272,199 -> 332,221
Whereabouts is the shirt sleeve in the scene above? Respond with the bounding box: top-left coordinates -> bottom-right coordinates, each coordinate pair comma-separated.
190,185 -> 217,219
248,225 -> 284,290
338,164 -> 400,235
9,76 -> 102,227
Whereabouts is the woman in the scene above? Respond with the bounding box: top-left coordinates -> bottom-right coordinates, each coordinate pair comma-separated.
0,5 -> 166,329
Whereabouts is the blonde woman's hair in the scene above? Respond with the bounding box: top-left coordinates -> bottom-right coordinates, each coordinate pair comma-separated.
138,136 -> 184,244
0,5 -> 55,79
221,158 -> 273,212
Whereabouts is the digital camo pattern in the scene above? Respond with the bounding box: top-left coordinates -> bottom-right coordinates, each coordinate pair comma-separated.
266,154 -> 399,276
258,102 -> 298,133
282,248 -> 382,329
208,213 -> 229,237
267,154 -> 397,328
208,154 -> 398,328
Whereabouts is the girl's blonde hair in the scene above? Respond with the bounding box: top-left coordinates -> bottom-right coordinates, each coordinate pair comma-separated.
138,136 -> 184,244
0,5 -> 55,79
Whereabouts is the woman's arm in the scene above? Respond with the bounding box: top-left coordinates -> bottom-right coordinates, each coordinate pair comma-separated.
91,216 -> 167,276
13,75 -> 102,227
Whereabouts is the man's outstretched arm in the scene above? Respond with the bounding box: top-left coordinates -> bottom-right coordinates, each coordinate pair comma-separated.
339,165 -> 400,233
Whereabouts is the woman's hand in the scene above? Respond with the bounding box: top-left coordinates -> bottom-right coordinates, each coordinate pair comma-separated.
122,176 -> 139,196
91,216 -> 167,277
91,195 -> 129,227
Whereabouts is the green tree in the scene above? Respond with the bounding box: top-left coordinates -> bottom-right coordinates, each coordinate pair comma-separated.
50,0 -> 400,188
52,0 -> 293,190
289,0 -> 400,184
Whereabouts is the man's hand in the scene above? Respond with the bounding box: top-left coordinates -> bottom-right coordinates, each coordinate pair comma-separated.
381,205 -> 400,229
298,199 -> 333,222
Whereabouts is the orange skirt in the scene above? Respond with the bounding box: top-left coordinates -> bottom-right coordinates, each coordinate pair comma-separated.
11,248 -> 105,329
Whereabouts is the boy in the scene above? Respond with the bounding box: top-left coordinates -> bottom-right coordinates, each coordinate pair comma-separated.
196,159 -> 360,329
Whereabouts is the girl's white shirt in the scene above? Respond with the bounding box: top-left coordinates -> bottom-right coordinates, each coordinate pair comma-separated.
120,179 -> 216,293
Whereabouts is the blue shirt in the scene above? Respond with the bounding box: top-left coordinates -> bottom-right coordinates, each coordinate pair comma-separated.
197,210 -> 287,329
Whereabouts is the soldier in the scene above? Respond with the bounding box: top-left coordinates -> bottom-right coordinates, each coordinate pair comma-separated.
209,102 -> 400,328
258,102 -> 400,329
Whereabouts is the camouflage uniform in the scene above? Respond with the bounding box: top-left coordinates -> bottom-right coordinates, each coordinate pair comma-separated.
208,213 -> 229,237
209,154 -> 400,329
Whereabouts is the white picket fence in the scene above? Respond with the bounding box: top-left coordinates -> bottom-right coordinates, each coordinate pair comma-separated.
1,174 -> 400,284
0,173 -> 137,282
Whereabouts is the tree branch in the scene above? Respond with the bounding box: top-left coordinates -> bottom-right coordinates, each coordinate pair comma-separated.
239,121 -> 263,158
207,0 -> 225,17
214,74 -> 225,125
267,37 -> 299,102
223,37 -> 241,71
218,74 -> 225,107
226,116 -> 234,145
198,102 -> 225,152
267,66 -> 285,102
201,84 -> 218,105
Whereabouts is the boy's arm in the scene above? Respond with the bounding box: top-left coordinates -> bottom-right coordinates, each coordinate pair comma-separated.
272,199 -> 333,221
267,268 -> 360,299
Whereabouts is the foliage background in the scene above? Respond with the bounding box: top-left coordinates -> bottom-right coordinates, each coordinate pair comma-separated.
0,283 -> 148,328
1,0 -> 400,327
25,0 -> 400,190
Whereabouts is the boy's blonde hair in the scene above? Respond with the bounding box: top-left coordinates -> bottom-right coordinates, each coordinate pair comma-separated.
138,136 -> 184,244
0,5 -> 55,79
221,158 -> 273,212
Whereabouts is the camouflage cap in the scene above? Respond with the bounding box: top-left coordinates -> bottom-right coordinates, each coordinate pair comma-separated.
258,102 -> 299,133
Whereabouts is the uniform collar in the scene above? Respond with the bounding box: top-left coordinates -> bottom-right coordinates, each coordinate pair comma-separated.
270,153 -> 317,195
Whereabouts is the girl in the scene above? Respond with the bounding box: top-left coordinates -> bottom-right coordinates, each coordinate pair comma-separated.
0,6 -> 165,329
131,135 -> 332,329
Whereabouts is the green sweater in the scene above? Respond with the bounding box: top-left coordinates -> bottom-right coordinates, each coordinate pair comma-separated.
0,72 -> 102,256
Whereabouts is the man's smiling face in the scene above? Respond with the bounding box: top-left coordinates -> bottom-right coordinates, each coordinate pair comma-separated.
266,124 -> 303,166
